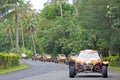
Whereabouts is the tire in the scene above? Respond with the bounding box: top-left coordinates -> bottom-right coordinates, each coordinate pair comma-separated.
32,58 -> 34,61
43,59 -> 45,62
40,58 -> 43,62
39,59 -> 41,61
102,66 -> 108,78
55,60 -> 58,63
66,61 -> 69,65
26,57 -> 28,59
69,66 -> 76,78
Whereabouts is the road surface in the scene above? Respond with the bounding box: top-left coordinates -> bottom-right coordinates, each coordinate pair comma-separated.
0,60 -> 120,80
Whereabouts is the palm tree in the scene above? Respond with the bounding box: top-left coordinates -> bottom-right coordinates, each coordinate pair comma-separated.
15,0 -> 19,54
44,0 -> 69,18
18,1 -> 34,49
19,1 -> 36,54
51,0 -> 69,18
4,20 -> 15,49
0,0 -> 34,53
0,0 -> 19,53
27,18 -> 37,54
0,19 -> 15,51
0,0 -> 16,17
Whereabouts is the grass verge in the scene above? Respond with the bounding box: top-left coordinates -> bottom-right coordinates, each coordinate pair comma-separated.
0,64 -> 29,75
109,66 -> 120,74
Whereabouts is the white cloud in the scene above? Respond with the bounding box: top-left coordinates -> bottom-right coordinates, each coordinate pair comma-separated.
29,0 -> 48,10
26,0 -> 73,10
25,0 -> 47,10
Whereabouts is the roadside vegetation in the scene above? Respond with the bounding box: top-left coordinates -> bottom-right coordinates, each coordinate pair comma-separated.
0,53 -> 29,74
103,56 -> 120,73
0,0 -> 120,70
109,66 -> 120,74
0,53 -> 19,69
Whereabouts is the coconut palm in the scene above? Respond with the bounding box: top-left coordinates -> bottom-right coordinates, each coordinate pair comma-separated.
51,0 -> 69,18
18,1 -> 34,49
0,0 -> 19,53
4,20 -> 15,49
0,0 -> 34,53
27,17 -> 37,54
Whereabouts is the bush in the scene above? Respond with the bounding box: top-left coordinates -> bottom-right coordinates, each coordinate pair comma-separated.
0,53 -> 20,69
19,47 -> 33,58
103,56 -> 119,66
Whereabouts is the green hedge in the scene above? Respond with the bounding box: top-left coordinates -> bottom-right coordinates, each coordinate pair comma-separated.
103,56 -> 119,66
0,53 -> 20,69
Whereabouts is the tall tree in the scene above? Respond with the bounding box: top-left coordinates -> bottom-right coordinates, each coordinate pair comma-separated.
0,0 -> 34,53
18,1 -> 33,49
15,0 -> 19,54
73,0 -> 114,56
107,0 -> 120,58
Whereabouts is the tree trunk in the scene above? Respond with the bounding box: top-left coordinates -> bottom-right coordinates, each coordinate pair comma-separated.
31,33 -> 36,54
118,48 -> 120,66
15,0 -> 19,54
93,35 -> 98,50
21,27 -> 25,48
108,50 -> 112,56
59,0 -> 63,18
9,27 -> 14,49
54,0 -> 57,4
104,48 -> 111,56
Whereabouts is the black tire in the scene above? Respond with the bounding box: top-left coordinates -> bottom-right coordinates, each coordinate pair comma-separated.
102,66 -> 108,78
55,60 -> 58,63
69,66 -> 75,78
40,58 -> 42,61
66,61 -> 69,65
39,59 -> 41,61
25,57 -> 27,59
32,58 -> 34,61
43,59 -> 45,62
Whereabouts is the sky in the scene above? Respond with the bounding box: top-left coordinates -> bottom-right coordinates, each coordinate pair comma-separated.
28,0 -> 48,10
26,0 -> 73,10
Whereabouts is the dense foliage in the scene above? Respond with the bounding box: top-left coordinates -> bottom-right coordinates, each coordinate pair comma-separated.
103,56 -> 119,66
0,53 -> 19,69
0,0 -> 120,61
41,3 -> 75,19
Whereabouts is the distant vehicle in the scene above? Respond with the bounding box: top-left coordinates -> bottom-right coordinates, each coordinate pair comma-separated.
69,49 -> 109,78
21,53 -> 28,59
42,54 -> 52,62
66,53 -> 78,64
55,54 -> 67,63
32,54 -> 42,61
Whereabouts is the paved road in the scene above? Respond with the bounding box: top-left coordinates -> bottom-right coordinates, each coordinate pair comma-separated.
0,60 -> 120,80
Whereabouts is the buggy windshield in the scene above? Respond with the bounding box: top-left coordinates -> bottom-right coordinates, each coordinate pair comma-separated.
71,54 -> 76,56
60,54 -> 65,57
70,54 -> 78,58
46,54 -> 50,57
77,52 -> 100,60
